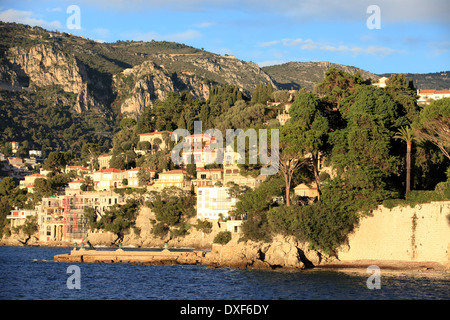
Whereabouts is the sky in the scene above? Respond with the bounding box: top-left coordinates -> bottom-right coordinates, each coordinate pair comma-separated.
0,0 -> 448,75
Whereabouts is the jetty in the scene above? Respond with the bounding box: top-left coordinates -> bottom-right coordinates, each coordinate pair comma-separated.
54,247 -> 206,265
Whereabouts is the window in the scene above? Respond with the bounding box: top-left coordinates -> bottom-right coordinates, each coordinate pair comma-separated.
201,174 -> 207,179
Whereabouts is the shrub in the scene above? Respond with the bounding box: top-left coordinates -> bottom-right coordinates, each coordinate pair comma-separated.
172,223 -> 190,237
213,231 -> 232,245
152,222 -> 169,238
195,219 -> 212,234
267,203 -> 358,255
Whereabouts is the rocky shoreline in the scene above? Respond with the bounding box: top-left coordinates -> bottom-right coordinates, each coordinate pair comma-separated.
4,235 -> 447,274
2,208 -> 449,274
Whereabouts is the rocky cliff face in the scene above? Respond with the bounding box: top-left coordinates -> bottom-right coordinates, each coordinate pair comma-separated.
4,44 -> 98,112
1,40 -> 276,119
7,44 -> 86,92
113,60 -> 211,118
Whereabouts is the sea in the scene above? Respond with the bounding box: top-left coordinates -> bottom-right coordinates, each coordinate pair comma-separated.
0,246 -> 448,314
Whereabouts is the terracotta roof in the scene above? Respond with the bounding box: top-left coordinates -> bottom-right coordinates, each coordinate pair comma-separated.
419,90 -> 450,95
127,167 -> 157,172
103,168 -> 123,173
158,170 -> 188,175
69,179 -> 84,183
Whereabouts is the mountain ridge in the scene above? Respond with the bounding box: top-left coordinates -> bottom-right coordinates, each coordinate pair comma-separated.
0,21 -> 448,155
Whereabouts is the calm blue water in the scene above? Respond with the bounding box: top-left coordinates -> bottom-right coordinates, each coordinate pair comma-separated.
0,246 -> 449,300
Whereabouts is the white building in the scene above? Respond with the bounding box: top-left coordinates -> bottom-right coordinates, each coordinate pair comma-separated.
196,186 -> 238,220
7,209 -> 37,228
417,89 -> 450,104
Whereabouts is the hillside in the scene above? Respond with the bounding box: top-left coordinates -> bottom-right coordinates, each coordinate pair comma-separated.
0,21 -> 448,156
381,71 -> 450,90
262,61 -> 380,91
0,22 -> 276,154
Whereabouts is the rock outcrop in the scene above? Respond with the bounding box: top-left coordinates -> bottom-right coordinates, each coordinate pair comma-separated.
4,44 -> 99,113
113,61 -> 211,118
202,235 -> 327,270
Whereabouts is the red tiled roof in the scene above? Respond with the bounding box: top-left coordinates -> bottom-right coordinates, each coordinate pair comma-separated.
69,179 -> 84,183
103,168 -> 123,173
419,90 -> 450,95
158,170 -> 188,175
127,167 -> 157,172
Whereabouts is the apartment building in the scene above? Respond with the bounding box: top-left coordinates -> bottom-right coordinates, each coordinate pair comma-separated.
82,167 -> 156,191
417,89 -> 450,104
196,186 -> 238,220
154,169 -> 191,190
194,168 -> 223,187
19,173 -> 46,189
37,191 -> 126,243
7,208 -> 37,229
138,130 -> 173,153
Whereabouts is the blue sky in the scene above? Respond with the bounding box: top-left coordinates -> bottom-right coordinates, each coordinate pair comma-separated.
0,0 -> 449,75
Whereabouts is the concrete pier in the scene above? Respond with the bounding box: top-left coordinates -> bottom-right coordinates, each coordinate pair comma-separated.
54,248 -> 206,265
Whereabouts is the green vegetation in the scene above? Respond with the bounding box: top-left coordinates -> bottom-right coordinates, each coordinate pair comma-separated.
213,231 -> 232,245
146,187 -> 196,239
84,199 -> 140,245
0,23 -> 448,254
235,70 -> 449,255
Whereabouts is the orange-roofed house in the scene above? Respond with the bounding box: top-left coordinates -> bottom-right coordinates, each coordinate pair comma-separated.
19,173 -> 46,189
194,168 -> 224,187
64,165 -> 90,176
372,76 -> 389,88
154,169 -> 191,190
138,130 -> 174,153
181,134 -> 219,167
417,89 -> 450,105
125,167 -> 157,187
94,168 -> 125,190
67,179 -> 84,191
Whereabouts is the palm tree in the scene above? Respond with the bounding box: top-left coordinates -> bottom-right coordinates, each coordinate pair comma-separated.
394,126 -> 414,193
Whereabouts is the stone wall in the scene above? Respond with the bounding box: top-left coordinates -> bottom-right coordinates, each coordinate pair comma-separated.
337,201 -> 450,264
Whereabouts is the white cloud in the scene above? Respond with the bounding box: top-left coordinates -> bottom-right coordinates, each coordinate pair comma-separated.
256,60 -> 287,67
260,40 -> 280,47
278,37 -> 404,57
51,0 -> 450,25
46,7 -> 62,12
196,21 -> 216,28
0,9 -> 62,30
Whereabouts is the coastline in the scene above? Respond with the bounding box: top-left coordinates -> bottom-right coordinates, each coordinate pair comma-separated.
313,259 -> 450,275
47,244 -> 450,275
2,238 -> 449,275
